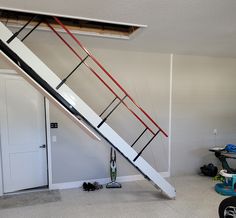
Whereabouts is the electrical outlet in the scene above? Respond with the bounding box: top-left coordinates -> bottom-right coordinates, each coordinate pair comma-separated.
213,129 -> 217,135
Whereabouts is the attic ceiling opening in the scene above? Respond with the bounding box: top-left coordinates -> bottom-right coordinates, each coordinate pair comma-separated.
0,8 -> 145,39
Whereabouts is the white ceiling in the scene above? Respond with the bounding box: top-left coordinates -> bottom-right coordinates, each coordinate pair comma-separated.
1,0 -> 236,57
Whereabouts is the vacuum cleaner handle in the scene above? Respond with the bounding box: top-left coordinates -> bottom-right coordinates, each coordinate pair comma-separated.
110,147 -> 116,162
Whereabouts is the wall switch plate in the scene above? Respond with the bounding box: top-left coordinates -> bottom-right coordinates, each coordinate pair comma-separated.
50,123 -> 58,128
52,135 -> 57,142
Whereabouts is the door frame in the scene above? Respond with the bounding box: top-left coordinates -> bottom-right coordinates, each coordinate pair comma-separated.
0,69 -> 52,196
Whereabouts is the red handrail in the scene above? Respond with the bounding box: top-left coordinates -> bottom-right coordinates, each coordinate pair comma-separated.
50,17 -> 168,137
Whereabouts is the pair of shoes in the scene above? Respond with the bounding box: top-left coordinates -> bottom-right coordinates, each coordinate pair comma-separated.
82,182 -> 96,191
93,182 -> 103,190
82,182 -> 103,191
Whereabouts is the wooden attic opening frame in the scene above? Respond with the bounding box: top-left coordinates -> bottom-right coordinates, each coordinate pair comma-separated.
0,9 -> 139,39
6,14 -> 168,162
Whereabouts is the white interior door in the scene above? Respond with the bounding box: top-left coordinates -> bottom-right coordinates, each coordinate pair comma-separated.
0,73 -> 48,193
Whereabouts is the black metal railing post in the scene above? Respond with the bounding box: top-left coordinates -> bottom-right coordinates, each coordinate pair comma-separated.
97,95 -> 127,128
56,55 -> 89,90
7,16 -> 37,44
99,97 -> 118,117
21,19 -> 42,42
131,128 -> 148,147
133,130 -> 161,162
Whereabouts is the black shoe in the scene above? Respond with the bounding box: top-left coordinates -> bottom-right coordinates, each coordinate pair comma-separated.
93,182 -> 103,190
82,182 -> 89,191
87,182 -> 96,191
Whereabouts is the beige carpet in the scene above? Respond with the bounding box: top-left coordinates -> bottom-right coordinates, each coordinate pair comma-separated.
0,190 -> 61,209
0,176 -> 227,217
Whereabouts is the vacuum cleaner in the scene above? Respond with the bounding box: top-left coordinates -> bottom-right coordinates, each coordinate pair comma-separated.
106,147 -> 122,189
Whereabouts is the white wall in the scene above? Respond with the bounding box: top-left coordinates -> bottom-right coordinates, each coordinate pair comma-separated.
171,55 -> 236,175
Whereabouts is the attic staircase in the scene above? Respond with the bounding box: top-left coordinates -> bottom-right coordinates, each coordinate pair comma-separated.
0,15 -> 176,199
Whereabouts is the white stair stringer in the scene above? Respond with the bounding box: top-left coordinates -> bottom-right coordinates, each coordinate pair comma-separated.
0,22 -> 176,199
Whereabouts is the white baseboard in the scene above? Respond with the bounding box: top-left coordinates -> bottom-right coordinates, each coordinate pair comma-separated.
50,172 -> 170,190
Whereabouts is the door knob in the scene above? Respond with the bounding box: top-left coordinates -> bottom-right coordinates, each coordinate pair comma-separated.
39,144 -> 46,148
